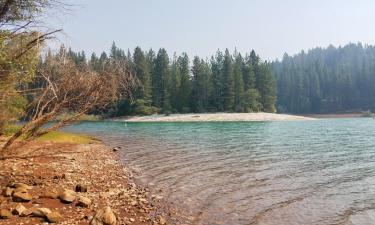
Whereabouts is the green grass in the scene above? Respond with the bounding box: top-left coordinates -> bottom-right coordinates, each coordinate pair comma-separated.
36,131 -> 93,144
3,124 -> 21,136
3,124 -> 94,144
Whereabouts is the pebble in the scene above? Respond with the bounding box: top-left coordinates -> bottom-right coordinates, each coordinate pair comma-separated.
0,209 -> 12,219
46,211 -> 63,223
77,196 -> 91,208
12,191 -> 32,202
75,184 -> 88,192
12,203 -> 26,215
59,190 -> 76,203
90,206 -> 117,225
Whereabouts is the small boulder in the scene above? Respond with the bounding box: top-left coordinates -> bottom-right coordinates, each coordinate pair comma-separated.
11,203 -> 26,215
32,207 -> 52,218
12,191 -> 32,202
20,207 -> 38,217
77,196 -> 91,208
90,206 -> 116,225
2,187 -> 13,197
41,190 -> 59,199
46,211 -> 63,223
8,183 -> 30,190
59,190 -> 76,203
0,209 -> 12,219
75,184 -> 88,193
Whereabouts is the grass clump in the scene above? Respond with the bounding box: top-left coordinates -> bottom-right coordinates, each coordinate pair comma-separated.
3,124 -> 94,144
37,131 -> 93,144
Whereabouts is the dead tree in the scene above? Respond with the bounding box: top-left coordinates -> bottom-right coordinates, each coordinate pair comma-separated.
1,54 -> 135,151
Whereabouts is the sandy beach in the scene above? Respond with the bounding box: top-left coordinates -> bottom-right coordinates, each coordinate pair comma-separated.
123,112 -> 315,122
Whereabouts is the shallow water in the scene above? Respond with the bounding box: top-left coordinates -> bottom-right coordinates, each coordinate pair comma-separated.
66,118 -> 375,225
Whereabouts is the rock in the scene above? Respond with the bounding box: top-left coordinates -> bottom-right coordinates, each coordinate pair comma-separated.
12,203 -> 26,215
157,215 -> 166,225
75,184 -> 88,193
59,190 -> 76,203
12,191 -> 32,202
20,207 -> 38,217
90,206 -> 116,225
77,196 -> 91,208
2,187 -> 13,197
13,187 -> 28,193
32,207 -> 52,217
41,190 -> 59,199
0,209 -> 12,219
7,182 -> 31,190
112,147 -> 119,152
46,211 -> 63,223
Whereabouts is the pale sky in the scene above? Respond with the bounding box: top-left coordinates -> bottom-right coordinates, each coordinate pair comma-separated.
47,0 -> 375,60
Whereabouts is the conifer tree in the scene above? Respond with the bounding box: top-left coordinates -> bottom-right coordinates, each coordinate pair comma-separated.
133,47 -> 151,101
233,53 -> 245,112
177,53 -> 191,112
153,48 -> 171,112
222,49 -> 235,111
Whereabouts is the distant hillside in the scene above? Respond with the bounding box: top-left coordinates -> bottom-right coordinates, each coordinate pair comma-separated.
273,43 -> 375,114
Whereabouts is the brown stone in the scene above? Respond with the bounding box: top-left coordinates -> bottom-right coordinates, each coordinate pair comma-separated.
20,207 -> 38,217
11,203 -> 26,215
12,191 -> 32,202
41,190 -> 59,199
90,206 -> 116,225
2,187 -> 13,197
46,211 -> 63,223
7,182 -> 30,190
0,209 -> 12,219
59,190 -> 76,203
75,184 -> 88,192
77,196 -> 91,208
32,207 -> 52,217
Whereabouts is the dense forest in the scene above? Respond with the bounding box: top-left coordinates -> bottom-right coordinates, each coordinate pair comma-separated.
63,43 -> 277,116
274,43 -> 375,114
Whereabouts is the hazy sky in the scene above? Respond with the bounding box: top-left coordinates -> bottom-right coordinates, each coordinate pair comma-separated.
48,0 -> 375,60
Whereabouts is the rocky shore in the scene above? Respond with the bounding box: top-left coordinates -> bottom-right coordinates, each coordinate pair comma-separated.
0,139 -> 167,224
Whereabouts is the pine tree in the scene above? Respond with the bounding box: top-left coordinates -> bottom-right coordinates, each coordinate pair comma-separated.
133,47 -> 152,101
153,48 -> 171,112
258,63 -> 276,112
233,53 -> 245,112
222,49 -> 235,111
177,53 -> 191,112
211,50 -> 224,111
169,53 -> 181,111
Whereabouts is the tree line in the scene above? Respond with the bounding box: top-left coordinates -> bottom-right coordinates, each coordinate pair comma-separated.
273,43 -> 375,114
66,43 -> 277,116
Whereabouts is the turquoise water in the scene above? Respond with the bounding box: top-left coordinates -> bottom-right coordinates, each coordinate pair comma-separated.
66,118 -> 375,225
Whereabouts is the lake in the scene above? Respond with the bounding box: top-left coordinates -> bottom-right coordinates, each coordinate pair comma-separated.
65,118 -> 375,225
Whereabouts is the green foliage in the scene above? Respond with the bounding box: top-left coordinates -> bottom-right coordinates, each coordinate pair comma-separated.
274,43 -> 375,113
133,99 -> 159,115
66,44 -> 277,116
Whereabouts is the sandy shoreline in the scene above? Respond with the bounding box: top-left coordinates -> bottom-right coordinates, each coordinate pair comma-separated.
122,112 -> 315,122
0,139 -> 167,224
